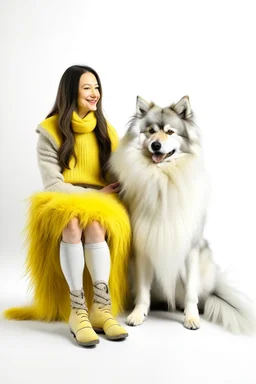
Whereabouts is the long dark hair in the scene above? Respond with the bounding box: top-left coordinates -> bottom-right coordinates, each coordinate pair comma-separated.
47,65 -> 111,181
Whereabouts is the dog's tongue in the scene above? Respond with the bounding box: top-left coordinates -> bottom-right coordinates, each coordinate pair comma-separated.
152,153 -> 165,163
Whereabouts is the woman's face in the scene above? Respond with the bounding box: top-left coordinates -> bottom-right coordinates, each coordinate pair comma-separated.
77,72 -> 100,118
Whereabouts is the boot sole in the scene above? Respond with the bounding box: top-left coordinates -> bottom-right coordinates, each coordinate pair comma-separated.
93,328 -> 129,341
70,330 -> 99,347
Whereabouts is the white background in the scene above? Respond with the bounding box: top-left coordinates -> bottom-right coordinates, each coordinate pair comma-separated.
0,1 -> 256,383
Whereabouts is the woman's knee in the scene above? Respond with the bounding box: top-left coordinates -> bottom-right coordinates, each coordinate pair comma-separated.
62,217 -> 82,243
84,221 -> 106,243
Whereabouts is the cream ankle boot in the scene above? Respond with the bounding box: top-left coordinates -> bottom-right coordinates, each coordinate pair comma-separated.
89,281 -> 128,341
69,289 -> 99,347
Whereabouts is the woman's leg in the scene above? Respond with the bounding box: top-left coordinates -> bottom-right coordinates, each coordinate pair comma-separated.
84,221 -> 128,340
84,222 -> 110,283
60,218 -> 84,291
60,218 -> 99,347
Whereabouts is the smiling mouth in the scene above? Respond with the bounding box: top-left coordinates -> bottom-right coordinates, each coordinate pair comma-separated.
86,99 -> 97,104
152,149 -> 176,163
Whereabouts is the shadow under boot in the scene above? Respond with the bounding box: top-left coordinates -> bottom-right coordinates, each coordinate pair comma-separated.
69,289 -> 99,347
89,281 -> 128,341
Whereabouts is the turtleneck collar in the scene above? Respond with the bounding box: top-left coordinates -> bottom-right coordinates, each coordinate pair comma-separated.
71,111 -> 97,133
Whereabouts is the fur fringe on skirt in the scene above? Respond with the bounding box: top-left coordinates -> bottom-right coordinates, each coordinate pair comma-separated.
4,191 -> 131,322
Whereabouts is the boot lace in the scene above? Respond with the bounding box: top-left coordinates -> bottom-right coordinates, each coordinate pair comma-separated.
93,281 -> 112,314
70,288 -> 88,312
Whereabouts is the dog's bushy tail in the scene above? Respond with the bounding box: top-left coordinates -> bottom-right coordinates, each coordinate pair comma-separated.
204,271 -> 256,335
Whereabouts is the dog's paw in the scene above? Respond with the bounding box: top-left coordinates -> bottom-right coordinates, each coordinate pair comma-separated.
183,303 -> 200,330
126,306 -> 147,326
183,315 -> 200,330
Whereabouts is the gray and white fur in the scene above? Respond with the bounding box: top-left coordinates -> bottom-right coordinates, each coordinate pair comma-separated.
109,96 -> 256,334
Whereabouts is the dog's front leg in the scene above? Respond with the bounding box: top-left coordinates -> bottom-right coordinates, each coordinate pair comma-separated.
126,255 -> 154,326
184,246 -> 200,330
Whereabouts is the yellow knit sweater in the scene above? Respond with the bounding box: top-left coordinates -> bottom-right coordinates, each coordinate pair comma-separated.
39,111 -> 118,187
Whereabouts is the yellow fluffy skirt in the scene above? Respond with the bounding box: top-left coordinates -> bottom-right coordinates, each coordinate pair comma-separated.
4,191 -> 131,322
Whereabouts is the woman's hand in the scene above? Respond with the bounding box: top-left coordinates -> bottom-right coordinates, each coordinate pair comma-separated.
101,182 -> 121,194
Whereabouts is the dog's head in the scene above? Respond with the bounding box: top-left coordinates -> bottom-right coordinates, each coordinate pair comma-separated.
127,96 -> 200,163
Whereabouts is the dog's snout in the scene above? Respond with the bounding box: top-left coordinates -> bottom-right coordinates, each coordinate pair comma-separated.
151,141 -> 161,152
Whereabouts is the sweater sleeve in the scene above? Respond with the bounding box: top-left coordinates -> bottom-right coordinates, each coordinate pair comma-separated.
37,132 -> 94,194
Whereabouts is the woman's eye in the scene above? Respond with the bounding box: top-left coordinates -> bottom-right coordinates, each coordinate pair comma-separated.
149,128 -> 155,134
167,130 -> 174,135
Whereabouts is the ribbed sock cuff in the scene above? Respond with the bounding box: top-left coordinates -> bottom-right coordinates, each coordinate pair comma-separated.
60,241 -> 83,248
84,241 -> 107,250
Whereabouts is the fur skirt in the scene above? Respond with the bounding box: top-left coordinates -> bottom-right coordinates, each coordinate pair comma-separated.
4,191 -> 131,322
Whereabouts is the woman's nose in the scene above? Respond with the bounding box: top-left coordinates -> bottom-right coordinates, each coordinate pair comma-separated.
90,89 -> 97,97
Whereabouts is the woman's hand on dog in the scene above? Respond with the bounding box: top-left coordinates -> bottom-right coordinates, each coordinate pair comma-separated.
101,182 -> 121,194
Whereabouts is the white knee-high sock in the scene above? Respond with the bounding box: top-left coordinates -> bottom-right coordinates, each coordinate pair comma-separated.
60,241 -> 84,292
84,241 -> 111,285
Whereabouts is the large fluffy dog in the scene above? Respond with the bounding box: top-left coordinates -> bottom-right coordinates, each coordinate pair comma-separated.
110,96 -> 255,334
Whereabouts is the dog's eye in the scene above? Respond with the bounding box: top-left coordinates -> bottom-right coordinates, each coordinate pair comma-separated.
167,129 -> 174,135
149,128 -> 155,134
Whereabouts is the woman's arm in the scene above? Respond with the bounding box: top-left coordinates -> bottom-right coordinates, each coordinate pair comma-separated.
37,132 -> 91,193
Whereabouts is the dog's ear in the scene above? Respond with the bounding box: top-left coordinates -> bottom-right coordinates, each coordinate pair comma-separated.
172,96 -> 192,119
136,96 -> 152,116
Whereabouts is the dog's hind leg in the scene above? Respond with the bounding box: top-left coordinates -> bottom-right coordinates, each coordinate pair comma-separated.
126,253 -> 154,326
183,246 -> 201,330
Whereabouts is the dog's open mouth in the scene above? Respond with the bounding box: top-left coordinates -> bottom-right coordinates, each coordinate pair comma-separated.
152,149 -> 176,163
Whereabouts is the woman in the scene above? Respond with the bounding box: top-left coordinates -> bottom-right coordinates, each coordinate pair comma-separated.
4,65 -> 131,347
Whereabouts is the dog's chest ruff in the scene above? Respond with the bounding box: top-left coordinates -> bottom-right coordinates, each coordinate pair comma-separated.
111,143 -> 208,304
